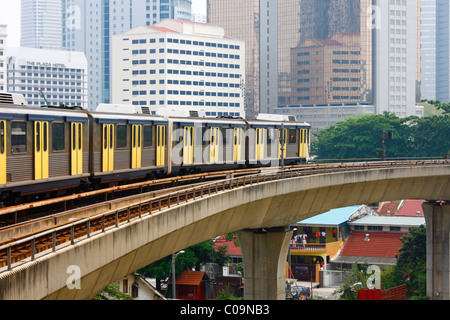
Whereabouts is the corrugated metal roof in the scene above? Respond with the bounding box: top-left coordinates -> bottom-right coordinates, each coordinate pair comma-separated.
348,215 -> 425,227
171,271 -> 208,286
295,206 -> 361,227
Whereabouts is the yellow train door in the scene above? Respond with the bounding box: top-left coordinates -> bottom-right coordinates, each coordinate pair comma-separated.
131,124 -> 142,169
71,122 -> 83,175
210,127 -> 219,163
0,120 -> 6,184
256,128 -> 265,160
34,121 -> 49,180
156,125 -> 165,166
299,129 -> 308,158
233,127 -> 242,162
183,126 -> 194,165
279,128 -> 287,159
102,124 -> 115,172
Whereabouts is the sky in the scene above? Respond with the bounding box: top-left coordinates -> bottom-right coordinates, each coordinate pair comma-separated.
0,0 -> 207,47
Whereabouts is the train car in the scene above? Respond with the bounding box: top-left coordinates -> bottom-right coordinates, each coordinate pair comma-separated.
0,93 -> 90,204
160,109 -> 248,175
88,104 -> 169,188
245,114 -> 311,166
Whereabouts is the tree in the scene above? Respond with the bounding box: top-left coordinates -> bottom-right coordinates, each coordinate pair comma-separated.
137,239 -> 231,292
379,225 -> 427,299
333,263 -> 372,300
92,282 -> 133,300
421,99 -> 450,115
311,112 -> 450,159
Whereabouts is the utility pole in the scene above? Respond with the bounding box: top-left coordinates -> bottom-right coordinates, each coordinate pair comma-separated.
382,131 -> 393,161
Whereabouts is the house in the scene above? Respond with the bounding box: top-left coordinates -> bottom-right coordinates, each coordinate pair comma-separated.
212,235 -> 242,276
168,270 -> 210,300
288,205 -> 378,282
331,215 -> 426,268
118,273 -> 166,300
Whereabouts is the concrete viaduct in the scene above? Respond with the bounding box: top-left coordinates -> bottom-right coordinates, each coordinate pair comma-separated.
0,161 -> 449,300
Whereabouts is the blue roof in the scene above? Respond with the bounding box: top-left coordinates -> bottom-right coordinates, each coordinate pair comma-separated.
296,206 -> 361,227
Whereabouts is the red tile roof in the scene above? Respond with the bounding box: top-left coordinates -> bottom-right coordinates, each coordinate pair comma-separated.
339,232 -> 407,258
214,235 -> 242,256
378,202 -> 401,216
169,271 -> 208,286
396,200 -> 425,217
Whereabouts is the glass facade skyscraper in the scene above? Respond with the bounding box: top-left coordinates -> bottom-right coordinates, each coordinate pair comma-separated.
209,0 -> 420,120
21,0 -> 63,49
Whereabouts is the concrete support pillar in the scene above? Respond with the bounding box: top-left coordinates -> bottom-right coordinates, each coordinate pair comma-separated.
423,201 -> 450,300
237,227 -> 293,300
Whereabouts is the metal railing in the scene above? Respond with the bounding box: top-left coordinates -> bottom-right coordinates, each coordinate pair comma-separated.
0,159 -> 448,273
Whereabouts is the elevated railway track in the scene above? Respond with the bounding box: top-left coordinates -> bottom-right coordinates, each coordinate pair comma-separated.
0,159 -> 448,273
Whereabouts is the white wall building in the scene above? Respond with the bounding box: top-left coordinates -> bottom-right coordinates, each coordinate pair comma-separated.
21,0 -> 63,49
373,0 -> 422,117
112,19 -> 246,117
6,47 -> 88,108
0,24 -> 7,92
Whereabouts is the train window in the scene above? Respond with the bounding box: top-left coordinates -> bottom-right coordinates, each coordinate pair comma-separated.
288,129 -> 297,144
78,123 -> 82,150
0,121 -> 4,154
11,121 -> 27,154
143,125 -> 152,148
43,122 -> 48,152
52,123 -> 65,152
103,126 -> 107,150
117,125 -> 127,149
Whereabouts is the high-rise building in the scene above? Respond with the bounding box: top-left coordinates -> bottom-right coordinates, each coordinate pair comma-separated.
209,0 -> 421,123
420,0 -> 437,100
6,47 -> 88,108
436,0 -> 450,102
208,0 -> 374,118
0,24 -> 7,92
21,0 -> 63,49
61,0 -> 193,109
112,19 -> 245,117
373,0 -> 422,117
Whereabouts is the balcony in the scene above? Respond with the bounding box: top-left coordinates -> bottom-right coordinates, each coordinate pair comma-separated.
290,239 -> 343,257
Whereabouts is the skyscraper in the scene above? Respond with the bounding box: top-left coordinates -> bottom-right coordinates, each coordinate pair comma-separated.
420,0 -> 437,100
209,0 -> 420,121
20,0 -> 193,109
21,0 -> 63,49
436,0 -> 450,102
373,0 -> 421,117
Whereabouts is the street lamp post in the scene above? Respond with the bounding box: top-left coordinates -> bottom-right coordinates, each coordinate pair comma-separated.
171,250 -> 185,299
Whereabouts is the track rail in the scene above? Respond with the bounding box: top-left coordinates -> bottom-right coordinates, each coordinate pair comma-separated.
0,159 -> 448,272
0,166 -> 290,227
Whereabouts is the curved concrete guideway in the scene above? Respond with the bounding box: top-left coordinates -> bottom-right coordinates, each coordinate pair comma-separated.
0,164 -> 449,300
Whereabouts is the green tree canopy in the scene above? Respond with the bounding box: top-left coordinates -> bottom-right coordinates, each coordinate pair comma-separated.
311,112 -> 450,160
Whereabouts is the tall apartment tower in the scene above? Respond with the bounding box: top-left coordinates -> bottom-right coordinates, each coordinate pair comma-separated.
420,0 -> 437,100
373,0 -> 422,117
436,0 -> 450,102
62,0 -> 193,109
21,0 -> 63,49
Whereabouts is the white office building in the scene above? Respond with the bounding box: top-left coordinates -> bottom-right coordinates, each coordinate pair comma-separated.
21,0 -> 63,49
112,19 -> 246,117
0,24 -> 7,92
373,0 -> 422,117
6,47 -> 88,108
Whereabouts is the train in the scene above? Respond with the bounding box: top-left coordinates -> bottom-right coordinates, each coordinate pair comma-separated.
0,92 -> 311,206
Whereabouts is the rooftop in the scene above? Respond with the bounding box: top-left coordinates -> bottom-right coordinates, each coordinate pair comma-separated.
295,205 -> 378,228
333,231 -> 407,265
348,215 -> 426,227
